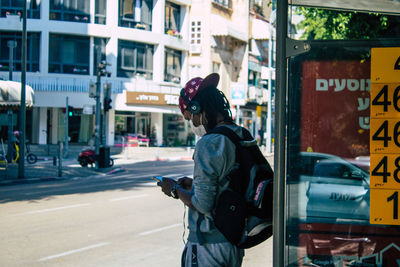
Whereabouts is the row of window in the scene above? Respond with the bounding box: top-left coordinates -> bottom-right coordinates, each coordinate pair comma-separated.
0,0 -> 181,33
0,32 -> 182,83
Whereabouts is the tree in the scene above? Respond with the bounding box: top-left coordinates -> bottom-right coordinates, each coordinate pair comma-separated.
296,7 -> 400,40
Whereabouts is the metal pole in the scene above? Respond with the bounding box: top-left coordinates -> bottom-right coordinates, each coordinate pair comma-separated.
58,141 -> 63,177
273,0 -> 288,266
7,110 -> 13,163
7,40 -> 17,81
95,62 -> 101,169
64,97 -> 69,158
103,107 -> 106,146
18,0 -> 27,179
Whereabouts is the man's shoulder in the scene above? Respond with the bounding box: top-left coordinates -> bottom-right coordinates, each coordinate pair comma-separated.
197,124 -> 243,148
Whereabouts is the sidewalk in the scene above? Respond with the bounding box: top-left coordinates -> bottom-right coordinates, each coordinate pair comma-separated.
0,145 -> 274,185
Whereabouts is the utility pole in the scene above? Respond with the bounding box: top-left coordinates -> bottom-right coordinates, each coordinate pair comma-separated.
18,0 -> 27,179
95,60 -> 111,168
95,63 -> 101,169
7,40 -> 17,163
103,83 -> 112,146
64,97 -> 69,158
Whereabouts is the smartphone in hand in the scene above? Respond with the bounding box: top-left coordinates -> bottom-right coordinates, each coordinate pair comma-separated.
153,176 -> 163,182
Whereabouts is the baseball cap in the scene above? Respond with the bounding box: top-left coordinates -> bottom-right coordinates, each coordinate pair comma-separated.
179,73 -> 220,114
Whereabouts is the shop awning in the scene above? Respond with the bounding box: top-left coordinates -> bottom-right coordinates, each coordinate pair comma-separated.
0,80 -> 34,108
211,14 -> 248,43
289,0 -> 400,15
251,18 -> 274,40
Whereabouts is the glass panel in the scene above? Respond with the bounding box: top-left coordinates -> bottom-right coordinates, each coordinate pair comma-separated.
122,47 -> 135,70
123,0 -> 134,18
49,34 -> 89,75
136,47 -> 145,69
0,31 -> 40,72
286,38 -> 400,266
165,2 -> 180,33
62,41 -> 75,65
95,0 -> 106,24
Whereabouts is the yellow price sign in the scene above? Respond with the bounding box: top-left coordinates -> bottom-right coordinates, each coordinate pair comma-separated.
371,83 -> 400,118
371,154 -> 400,189
370,118 -> 400,154
370,189 -> 400,225
371,47 -> 400,83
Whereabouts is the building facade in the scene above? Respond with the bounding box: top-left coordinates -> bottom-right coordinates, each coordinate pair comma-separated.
0,0 -> 191,147
0,0 -> 275,148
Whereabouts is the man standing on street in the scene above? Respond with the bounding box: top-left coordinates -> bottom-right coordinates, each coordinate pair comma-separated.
157,73 -> 244,267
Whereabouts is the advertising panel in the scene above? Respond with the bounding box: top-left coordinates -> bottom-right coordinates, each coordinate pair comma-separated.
300,60 -> 370,158
287,41 -> 400,267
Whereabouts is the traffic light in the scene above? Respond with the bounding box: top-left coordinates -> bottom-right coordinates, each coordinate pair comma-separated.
67,106 -> 73,117
103,97 -> 112,112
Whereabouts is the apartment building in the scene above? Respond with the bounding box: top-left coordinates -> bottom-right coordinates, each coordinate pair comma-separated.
0,0 -> 191,147
188,0 -> 275,150
0,0 -> 275,148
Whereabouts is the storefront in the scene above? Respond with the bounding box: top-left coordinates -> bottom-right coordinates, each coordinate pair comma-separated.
119,90 -> 190,147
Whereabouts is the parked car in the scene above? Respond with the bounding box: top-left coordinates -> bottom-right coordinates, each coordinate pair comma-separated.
290,152 -> 374,265
305,157 -> 370,221
114,133 -> 150,147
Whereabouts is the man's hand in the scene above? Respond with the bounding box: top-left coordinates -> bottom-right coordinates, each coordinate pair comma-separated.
158,178 -> 177,197
177,177 -> 193,191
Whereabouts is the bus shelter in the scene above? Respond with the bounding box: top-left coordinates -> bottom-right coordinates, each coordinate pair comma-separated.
274,0 -> 400,266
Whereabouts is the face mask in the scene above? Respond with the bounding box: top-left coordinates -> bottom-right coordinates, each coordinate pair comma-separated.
190,114 -> 207,137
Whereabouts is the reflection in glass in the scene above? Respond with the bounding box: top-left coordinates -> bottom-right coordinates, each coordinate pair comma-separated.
286,39 -> 400,266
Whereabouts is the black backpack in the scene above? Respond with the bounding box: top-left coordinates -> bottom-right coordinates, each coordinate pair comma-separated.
206,126 -> 274,249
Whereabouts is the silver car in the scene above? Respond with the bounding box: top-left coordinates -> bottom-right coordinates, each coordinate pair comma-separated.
305,156 -> 370,221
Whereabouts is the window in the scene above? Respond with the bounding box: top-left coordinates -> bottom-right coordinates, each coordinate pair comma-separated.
248,70 -> 260,86
0,31 -> 40,72
190,21 -> 201,45
212,62 -> 220,74
117,40 -> 153,79
165,2 -> 181,36
49,34 -> 90,75
95,0 -> 106,24
93,38 -> 108,75
0,0 -> 40,18
119,0 -> 153,30
164,48 -> 181,84
212,0 -> 232,9
50,0 -> 90,23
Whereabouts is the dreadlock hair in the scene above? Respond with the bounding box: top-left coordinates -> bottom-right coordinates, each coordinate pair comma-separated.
192,85 -> 233,130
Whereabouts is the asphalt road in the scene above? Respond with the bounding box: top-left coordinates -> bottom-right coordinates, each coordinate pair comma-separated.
0,160 -> 272,266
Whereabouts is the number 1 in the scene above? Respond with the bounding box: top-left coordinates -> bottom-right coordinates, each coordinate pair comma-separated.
387,191 -> 399,220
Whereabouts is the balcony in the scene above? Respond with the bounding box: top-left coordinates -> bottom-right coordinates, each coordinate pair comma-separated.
0,73 -> 181,96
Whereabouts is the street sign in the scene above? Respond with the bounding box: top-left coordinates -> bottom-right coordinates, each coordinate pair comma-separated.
370,118 -> 400,154
370,189 -> 400,225
371,83 -> 400,118
370,47 -> 400,225
371,154 -> 400,189
371,47 -> 400,83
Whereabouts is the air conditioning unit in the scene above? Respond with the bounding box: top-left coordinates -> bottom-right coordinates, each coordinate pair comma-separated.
248,86 -> 256,100
190,44 -> 202,54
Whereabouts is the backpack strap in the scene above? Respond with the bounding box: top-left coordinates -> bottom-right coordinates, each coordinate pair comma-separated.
206,126 -> 243,165
207,126 -> 242,147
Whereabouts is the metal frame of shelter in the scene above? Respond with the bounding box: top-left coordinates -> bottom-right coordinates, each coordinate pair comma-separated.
273,1 -> 400,266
